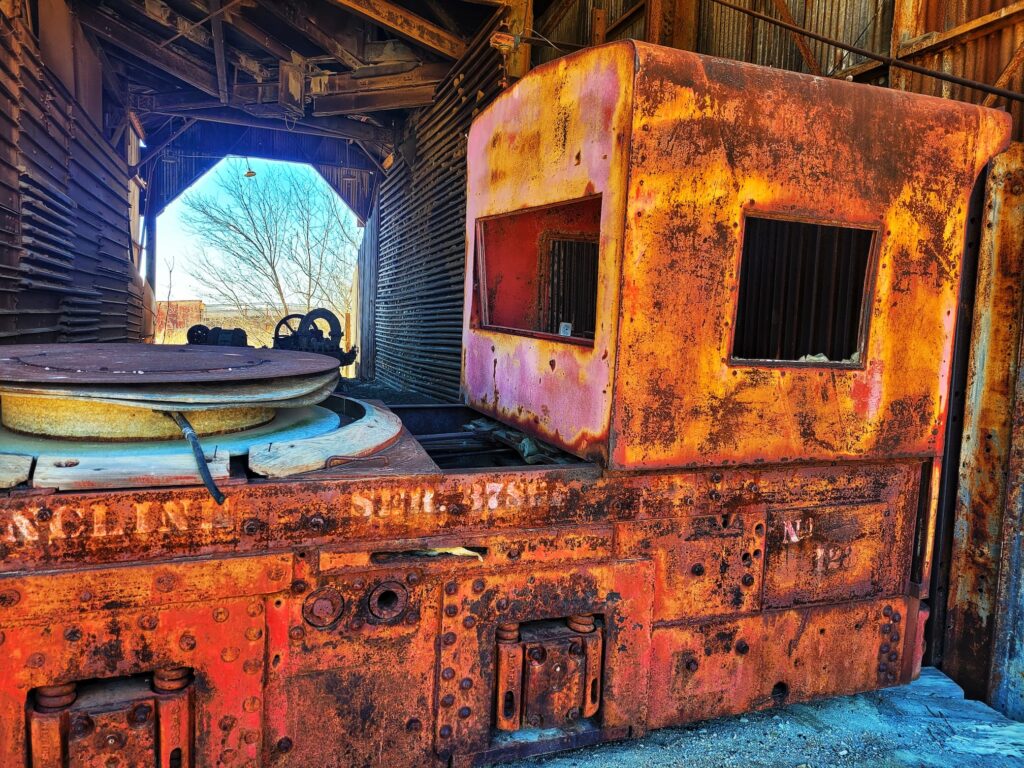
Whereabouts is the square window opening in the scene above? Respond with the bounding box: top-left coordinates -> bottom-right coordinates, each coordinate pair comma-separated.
732,216 -> 875,365
475,197 -> 601,344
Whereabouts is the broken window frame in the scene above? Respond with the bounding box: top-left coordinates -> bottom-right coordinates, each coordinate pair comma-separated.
728,212 -> 880,370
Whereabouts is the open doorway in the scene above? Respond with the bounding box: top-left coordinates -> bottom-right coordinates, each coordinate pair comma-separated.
153,157 -> 362,359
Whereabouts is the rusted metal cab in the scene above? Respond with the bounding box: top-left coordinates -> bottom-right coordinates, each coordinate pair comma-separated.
463,40 -> 1009,470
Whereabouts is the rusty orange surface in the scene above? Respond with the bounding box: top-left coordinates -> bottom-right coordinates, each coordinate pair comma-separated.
0,42 -> 1015,768
461,41 -> 1010,470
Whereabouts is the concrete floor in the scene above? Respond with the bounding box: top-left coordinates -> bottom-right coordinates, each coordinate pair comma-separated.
513,669 -> 1024,768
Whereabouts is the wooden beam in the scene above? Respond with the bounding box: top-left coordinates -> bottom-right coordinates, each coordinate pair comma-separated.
323,0 -> 467,59
146,106 -> 388,142
209,0 -> 229,103
982,39 -> 1024,106
671,0 -> 700,51
223,8 -> 297,62
76,3 -> 220,96
506,0 -> 532,78
768,0 -> 821,75
312,84 -> 437,115
310,62 -> 450,96
260,0 -> 365,69
897,1 -> 1024,59
135,118 -> 198,170
423,0 -> 461,35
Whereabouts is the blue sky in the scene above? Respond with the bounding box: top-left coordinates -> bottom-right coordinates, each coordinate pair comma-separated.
154,157 -> 350,301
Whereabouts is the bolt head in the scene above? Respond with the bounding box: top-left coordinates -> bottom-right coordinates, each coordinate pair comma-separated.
276,737 -> 293,753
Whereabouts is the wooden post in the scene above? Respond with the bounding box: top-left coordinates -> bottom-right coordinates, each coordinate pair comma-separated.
672,0 -> 701,51
591,8 -> 607,46
145,209 -> 157,291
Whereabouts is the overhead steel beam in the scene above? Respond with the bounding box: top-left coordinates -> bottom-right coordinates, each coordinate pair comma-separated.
312,85 -> 437,115
146,106 -> 389,143
309,62 -> 450,96
260,0 -> 366,69
208,0 -> 230,103
323,0 -> 467,59
76,3 -> 220,96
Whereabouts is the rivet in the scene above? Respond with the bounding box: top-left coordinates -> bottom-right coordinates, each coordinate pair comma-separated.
243,730 -> 259,745
69,714 -> 94,739
463,616 -> 476,629
691,564 -> 705,576
406,572 -> 421,586
307,516 -> 326,533
245,627 -> 263,641
213,607 -> 229,623
247,602 -> 264,617
741,574 -> 755,587
460,678 -> 473,690
353,579 -> 366,590
128,703 -> 152,726
892,612 -> 901,623
244,659 -> 263,674
405,611 -> 419,625
445,582 -> 458,595
242,518 -> 260,536
472,579 -> 485,593
888,652 -> 898,662
496,598 -> 509,611
878,662 -> 888,672
406,718 -> 422,732
0,589 -> 21,608
686,659 -> 699,672
891,632 -> 900,642
35,508 -> 52,522
79,590 -> 93,603
709,489 -> 722,501
26,652 -> 44,668
179,634 -> 197,651
445,605 -> 458,617
221,647 -> 240,662
64,627 -> 82,642
138,615 -> 158,631
736,640 -> 750,655
443,632 -> 456,645
291,580 -> 308,594
441,693 -> 455,707
243,696 -> 260,713
442,667 -> 455,680
276,737 -> 293,753
883,606 -> 892,617
458,706 -> 471,719
439,725 -> 453,738
155,573 -> 176,592
289,626 -> 305,641
711,472 -> 723,483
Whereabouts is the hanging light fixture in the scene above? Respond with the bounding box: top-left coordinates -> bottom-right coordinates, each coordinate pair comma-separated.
244,157 -> 256,178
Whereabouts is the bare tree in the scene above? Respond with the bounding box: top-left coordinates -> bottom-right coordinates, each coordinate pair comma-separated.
179,160 -> 360,344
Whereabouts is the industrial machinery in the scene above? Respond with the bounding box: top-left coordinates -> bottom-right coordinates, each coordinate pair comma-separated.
186,308 -> 359,367
0,42 -> 1010,767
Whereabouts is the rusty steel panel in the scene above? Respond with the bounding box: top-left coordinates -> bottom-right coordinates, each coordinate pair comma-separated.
613,43 -> 1008,470
462,41 -> 1011,471
648,597 -> 918,728
944,143 -> 1024,703
0,457 -> 940,766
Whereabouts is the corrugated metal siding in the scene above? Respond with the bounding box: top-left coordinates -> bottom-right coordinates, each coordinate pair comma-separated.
356,199 -> 378,380
697,0 -> 892,74
894,19 -> 1024,142
1,13 -> 141,344
0,11 -> 21,341
373,15 -> 504,401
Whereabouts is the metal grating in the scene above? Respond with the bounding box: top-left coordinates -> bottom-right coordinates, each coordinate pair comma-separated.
732,217 -> 874,364
544,237 -> 598,339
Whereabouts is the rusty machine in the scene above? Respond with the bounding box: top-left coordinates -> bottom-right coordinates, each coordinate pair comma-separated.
0,42 -> 1011,767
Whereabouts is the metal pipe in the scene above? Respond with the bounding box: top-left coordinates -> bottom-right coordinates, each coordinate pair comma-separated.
167,411 -> 226,505
707,0 -> 1024,104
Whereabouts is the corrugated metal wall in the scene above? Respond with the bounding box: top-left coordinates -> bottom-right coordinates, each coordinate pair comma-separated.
0,11 -> 20,341
697,0 -> 892,74
372,15 -> 504,401
0,10 -> 142,344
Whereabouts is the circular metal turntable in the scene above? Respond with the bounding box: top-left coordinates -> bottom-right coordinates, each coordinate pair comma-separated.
0,343 -> 341,440
0,343 -> 339,384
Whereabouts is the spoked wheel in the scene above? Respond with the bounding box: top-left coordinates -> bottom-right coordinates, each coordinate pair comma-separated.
273,314 -> 305,347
